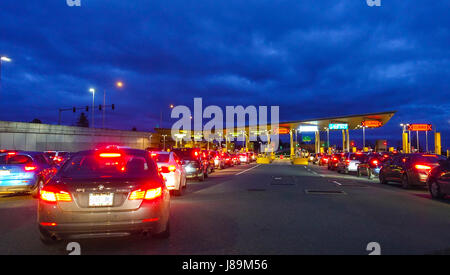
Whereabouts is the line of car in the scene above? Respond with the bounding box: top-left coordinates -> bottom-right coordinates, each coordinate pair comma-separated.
309,151 -> 450,199
0,147 -> 256,244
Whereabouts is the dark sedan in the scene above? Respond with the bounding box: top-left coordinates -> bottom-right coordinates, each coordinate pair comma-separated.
379,154 -> 447,189
427,158 -> 450,199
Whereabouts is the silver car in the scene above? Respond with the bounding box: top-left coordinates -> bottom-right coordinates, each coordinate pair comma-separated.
336,152 -> 367,174
38,147 -> 170,243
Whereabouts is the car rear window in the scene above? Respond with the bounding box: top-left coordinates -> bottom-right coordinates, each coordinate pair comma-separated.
154,153 -> 170,163
414,155 -> 447,163
0,155 -> 33,165
59,152 -> 157,179
172,149 -> 197,160
44,152 -> 56,158
349,154 -> 366,161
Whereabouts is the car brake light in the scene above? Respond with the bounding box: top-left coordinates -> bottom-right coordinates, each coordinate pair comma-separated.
129,187 -> 162,200
129,189 -> 146,200
24,165 -> 38,171
40,188 -> 72,202
7,152 -> 17,155
99,153 -> 122,158
145,187 -> 162,200
371,160 -> 379,166
40,222 -> 57,227
415,164 -> 431,171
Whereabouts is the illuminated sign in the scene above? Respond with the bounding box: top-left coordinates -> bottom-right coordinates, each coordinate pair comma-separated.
329,123 -> 348,130
302,136 -> 312,142
408,124 -> 432,131
298,125 -> 318,132
362,120 -> 382,128
276,128 -> 290,135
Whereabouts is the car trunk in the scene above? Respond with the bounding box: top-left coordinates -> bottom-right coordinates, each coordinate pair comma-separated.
56,178 -> 156,212
0,164 -> 34,181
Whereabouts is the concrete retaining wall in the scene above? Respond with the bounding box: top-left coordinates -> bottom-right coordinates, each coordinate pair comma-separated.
0,121 -> 158,152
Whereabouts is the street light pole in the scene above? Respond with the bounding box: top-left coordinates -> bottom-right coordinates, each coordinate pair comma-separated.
0,56 -> 12,95
363,126 -> 366,148
103,89 -> 106,129
416,131 -> 419,152
162,134 -> 167,150
89,88 -> 95,128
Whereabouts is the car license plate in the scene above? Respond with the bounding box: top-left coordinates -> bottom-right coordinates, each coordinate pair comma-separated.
89,193 -> 114,207
0,170 -> 10,176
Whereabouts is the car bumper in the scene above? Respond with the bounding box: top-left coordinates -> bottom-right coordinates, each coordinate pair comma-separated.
0,182 -> 34,193
163,173 -> 178,190
409,173 -> 429,186
38,199 -> 168,239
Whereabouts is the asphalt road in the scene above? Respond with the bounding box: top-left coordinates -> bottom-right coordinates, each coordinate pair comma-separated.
0,160 -> 449,255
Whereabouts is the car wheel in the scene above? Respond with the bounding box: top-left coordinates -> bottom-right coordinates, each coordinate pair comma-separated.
31,179 -> 44,199
153,220 -> 170,239
429,180 -> 445,199
401,174 -> 411,189
379,173 -> 388,184
173,182 -> 184,196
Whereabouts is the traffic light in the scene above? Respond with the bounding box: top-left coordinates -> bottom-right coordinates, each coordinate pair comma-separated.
99,105 -> 102,111
73,107 -> 76,113
111,104 -> 115,110
350,141 -> 355,147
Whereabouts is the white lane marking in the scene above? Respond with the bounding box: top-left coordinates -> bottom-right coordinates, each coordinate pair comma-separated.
311,171 -> 318,175
332,180 -> 342,186
235,164 -> 262,176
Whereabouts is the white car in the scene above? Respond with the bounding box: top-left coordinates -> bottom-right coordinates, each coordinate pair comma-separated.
152,151 -> 187,196
337,152 -> 367,174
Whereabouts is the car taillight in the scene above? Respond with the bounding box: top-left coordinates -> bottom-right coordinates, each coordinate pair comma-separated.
371,160 -> 379,166
346,160 -> 350,164
40,188 -> 72,202
24,165 -> 38,171
415,164 -> 432,171
129,187 -> 162,200
40,222 -> 57,227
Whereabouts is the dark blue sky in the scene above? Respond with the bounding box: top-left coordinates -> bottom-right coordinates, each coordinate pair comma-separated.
0,1 -> 449,149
